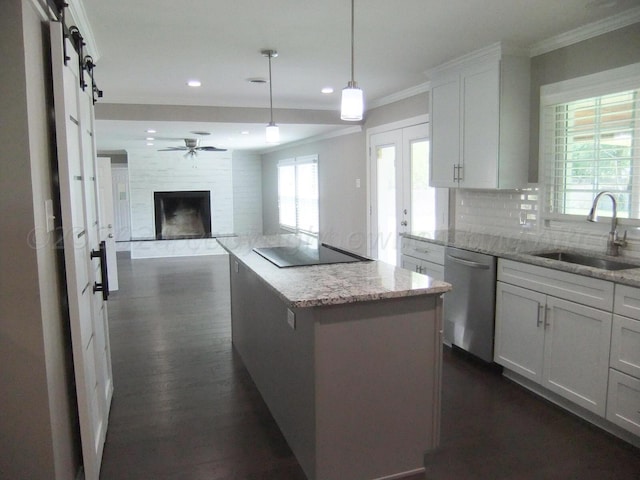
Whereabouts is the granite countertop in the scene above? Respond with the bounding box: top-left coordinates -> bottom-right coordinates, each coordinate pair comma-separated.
217,235 -> 452,308
404,230 -> 640,288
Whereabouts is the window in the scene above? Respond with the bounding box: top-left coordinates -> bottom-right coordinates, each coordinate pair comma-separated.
541,64 -> 640,220
277,155 -> 319,234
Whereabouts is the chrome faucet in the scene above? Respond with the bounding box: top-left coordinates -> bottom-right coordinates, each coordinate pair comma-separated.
586,191 -> 627,256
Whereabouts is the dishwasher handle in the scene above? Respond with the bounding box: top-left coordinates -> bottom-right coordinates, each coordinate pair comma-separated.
446,253 -> 491,270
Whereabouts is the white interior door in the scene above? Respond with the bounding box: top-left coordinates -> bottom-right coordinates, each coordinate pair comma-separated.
50,22 -> 113,480
370,123 -> 448,266
97,157 -> 119,290
110,165 -> 131,243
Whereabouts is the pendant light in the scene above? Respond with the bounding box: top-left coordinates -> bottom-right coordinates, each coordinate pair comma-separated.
341,0 -> 363,121
262,49 -> 280,144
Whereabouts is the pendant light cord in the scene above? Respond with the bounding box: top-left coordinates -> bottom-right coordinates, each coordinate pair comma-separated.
268,52 -> 274,124
350,0 -> 355,83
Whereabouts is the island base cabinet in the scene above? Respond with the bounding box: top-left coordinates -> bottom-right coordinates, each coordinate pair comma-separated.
314,301 -> 442,480
228,256 -> 444,480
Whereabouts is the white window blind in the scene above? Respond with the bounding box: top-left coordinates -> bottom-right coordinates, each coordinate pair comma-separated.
541,64 -> 640,220
277,155 -> 319,234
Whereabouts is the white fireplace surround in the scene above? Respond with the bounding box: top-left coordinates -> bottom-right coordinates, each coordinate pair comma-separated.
127,149 -> 262,258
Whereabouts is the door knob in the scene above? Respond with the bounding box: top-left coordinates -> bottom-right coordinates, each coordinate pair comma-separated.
108,233 -> 114,238
400,220 -> 408,226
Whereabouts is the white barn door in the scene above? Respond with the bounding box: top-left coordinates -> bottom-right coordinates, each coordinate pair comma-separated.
50,22 -> 113,480
98,157 -> 119,290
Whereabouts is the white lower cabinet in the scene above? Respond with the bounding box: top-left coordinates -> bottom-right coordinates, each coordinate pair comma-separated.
607,369 -> 640,436
495,259 -> 613,417
400,238 -> 445,281
494,282 -> 545,381
543,296 -> 612,415
607,285 -> 640,436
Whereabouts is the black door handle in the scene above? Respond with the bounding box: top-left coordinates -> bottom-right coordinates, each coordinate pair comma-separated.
90,240 -> 109,301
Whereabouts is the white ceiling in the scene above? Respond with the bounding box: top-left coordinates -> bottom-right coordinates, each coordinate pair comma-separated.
79,0 -> 640,153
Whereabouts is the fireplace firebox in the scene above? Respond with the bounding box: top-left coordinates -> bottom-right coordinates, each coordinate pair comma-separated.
154,191 -> 212,240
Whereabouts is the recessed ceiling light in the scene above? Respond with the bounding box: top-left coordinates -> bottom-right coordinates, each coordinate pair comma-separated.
146,137 -> 155,141
146,142 -> 154,146
241,131 -> 250,135
321,87 -> 334,94
187,80 -> 202,87
146,129 -> 156,133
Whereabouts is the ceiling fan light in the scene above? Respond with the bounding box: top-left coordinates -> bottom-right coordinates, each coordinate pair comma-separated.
266,122 -> 280,144
341,83 -> 364,121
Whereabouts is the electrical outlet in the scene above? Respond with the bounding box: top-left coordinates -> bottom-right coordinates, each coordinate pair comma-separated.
287,309 -> 295,329
355,178 -> 361,188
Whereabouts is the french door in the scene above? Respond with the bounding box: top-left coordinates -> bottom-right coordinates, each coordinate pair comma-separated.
50,22 -> 113,480
369,123 -> 448,265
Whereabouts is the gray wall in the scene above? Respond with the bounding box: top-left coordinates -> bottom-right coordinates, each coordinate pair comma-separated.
261,92 -> 429,254
262,131 -> 367,253
0,1 -> 79,478
529,22 -> 640,181
232,151 -> 264,235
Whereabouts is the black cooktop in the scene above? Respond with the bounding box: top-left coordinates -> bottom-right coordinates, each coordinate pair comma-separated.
253,243 -> 369,268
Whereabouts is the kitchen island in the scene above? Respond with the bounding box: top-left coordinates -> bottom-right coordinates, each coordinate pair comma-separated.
217,235 -> 451,480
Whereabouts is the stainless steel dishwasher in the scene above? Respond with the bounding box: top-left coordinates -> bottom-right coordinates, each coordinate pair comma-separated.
443,246 -> 497,362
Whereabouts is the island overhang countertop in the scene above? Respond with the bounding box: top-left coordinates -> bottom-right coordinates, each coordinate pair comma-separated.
217,234 -> 451,308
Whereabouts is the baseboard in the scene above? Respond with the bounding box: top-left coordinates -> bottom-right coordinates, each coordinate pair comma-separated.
502,368 -> 640,449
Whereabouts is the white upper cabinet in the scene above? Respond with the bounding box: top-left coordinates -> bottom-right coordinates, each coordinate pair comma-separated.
429,43 -> 531,189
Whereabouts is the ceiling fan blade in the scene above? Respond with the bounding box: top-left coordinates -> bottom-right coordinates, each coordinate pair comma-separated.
196,146 -> 227,152
158,147 -> 188,151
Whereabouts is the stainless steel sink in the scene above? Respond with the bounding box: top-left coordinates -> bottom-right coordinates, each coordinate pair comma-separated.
532,251 -> 640,271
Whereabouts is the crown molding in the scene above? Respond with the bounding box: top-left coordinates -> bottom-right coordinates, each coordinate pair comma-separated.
66,0 -> 100,61
529,6 -> 640,57
367,82 -> 431,110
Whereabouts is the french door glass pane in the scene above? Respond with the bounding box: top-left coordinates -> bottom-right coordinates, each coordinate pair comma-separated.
410,139 -> 436,232
377,145 -> 397,265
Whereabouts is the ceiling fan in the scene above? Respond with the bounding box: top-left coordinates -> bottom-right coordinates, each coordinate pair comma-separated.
158,138 -> 227,157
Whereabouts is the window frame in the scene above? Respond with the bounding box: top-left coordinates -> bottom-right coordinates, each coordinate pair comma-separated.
539,62 -> 640,226
277,154 -> 319,236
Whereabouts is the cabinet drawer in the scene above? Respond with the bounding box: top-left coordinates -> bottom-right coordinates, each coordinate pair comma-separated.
401,238 -> 445,265
401,256 -> 445,281
611,314 -> 640,378
614,284 -> 640,320
498,259 -> 614,310
606,369 -> 640,437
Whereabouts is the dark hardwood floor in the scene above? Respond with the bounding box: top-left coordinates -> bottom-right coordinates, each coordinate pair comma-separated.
101,252 -> 640,480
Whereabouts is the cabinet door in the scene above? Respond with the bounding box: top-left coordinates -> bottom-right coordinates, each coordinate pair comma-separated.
494,282 -> 545,382
606,369 -> 640,436
610,314 -> 640,378
543,297 -> 612,416
460,61 -> 500,189
429,75 -> 459,188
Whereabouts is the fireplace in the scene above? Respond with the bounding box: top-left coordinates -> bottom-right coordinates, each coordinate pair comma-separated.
154,191 -> 212,240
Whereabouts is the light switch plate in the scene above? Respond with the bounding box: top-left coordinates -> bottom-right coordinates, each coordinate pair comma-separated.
287,309 -> 295,329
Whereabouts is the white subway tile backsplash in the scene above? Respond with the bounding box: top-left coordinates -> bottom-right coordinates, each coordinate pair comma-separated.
454,188 -> 640,261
